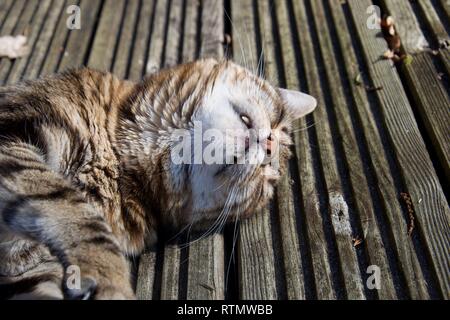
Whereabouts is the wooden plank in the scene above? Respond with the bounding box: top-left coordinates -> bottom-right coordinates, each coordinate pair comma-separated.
21,0 -> 66,80
136,251 -> 157,299
39,0 -> 78,75
292,0 -> 366,300
231,0 -> 277,300
439,0 -> 450,22
6,0 -> 53,84
416,0 -> 450,48
0,0 -> 36,84
414,0 -> 450,98
160,245 -> 180,300
112,0 -> 140,79
163,0 -> 183,68
181,0 -> 200,63
199,0 -> 224,59
0,0 -> 25,37
276,0 -> 338,300
145,0 -> 169,74
307,0 -> 397,299
268,0 -> 309,300
381,1 -> 450,183
348,0 -> 450,299
87,0 -> 126,71
59,0 -> 103,70
128,0 -> 155,81
0,0 -> 26,82
0,0 -> 14,29
186,0 -> 225,301
328,0 -> 431,300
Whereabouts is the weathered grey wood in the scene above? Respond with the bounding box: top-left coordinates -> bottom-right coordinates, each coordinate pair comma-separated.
187,235 -> 225,300
87,0 -> 126,71
414,0 -> 450,112
186,0 -> 225,301
381,0 -> 429,53
0,0 -> 25,37
7,0 -> 53,84
0,0 -> 37,84
160,245 -> 180,300
182,0 -> 200,62
231,0 -> 278,300
277,0 -> 337,300
308,0 -> 397,299
40,0 -> 77,75
59,0 -> 104,70
199,0 -> 224,59
416,0 -> 450,48
128,0 -> 155,81
381,1 -> 450,184
230,0 -> 258,73
136,252 -> 157,299
163,0 -> 183,69
0,0 -> 14,29
237,207 -> 277,299
112,0 -> 140,79
292,0 -> 366,300
328,0 -> 431,300
274,172 -> 305,300
269,0 -> 308,300
0,0 -> 22,81
348,0 -> 450,299
145,0 -> 169,74
21,0 -> 65,80
439,0 -> 450,20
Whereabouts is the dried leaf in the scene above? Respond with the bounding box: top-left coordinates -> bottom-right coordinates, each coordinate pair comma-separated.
352,237 -> 363,247
354,73 -> 362,86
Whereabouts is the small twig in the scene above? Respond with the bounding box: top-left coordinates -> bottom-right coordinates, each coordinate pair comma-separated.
365,85 -> 383,92
400,192 -> 415,236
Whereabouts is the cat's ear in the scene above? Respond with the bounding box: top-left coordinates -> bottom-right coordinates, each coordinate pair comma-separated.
279,88 -> 317,120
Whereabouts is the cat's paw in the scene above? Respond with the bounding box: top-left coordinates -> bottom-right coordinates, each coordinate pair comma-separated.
65,276 -> 135,300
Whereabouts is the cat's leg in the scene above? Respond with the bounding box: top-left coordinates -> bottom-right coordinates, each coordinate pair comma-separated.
0,142 -> 134,299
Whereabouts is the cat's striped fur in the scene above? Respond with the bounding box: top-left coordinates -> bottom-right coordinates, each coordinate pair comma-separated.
0,59 -> 316,299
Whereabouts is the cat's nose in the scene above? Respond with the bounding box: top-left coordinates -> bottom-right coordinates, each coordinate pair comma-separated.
263,133 -> 275,157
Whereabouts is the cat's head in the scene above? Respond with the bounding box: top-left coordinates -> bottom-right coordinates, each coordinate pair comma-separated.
120,59 -> 316,236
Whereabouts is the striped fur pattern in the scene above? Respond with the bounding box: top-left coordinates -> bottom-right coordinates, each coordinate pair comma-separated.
0,59 -> 316,299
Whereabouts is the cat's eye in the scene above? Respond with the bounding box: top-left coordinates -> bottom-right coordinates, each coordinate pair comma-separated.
240,114 -> 252,129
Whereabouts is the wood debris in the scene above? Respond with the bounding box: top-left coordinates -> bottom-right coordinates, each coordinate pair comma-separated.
0,35 -> 29,59
379,15 -> 412,65
400,192 -> 415,237
352,236 -> 363,247
354,73 -> 383,92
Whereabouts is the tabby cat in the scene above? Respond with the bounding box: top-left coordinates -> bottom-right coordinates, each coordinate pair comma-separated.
0,59 -> 316,299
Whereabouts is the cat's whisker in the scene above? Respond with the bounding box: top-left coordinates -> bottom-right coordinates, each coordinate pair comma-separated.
178,184 -> 236,249
291,121 -> 317,133
223,9 -> 249,71
225,203 -> 241,292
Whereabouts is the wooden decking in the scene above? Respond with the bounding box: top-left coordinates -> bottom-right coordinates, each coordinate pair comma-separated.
1,0 -> 449,299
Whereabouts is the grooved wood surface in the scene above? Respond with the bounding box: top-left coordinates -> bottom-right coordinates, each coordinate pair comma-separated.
1,0 -> 448,300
